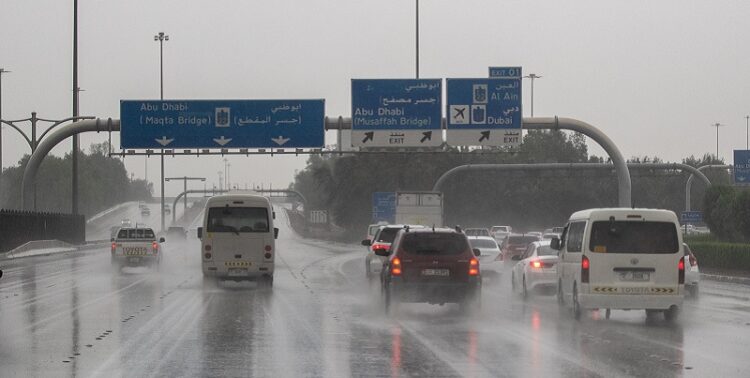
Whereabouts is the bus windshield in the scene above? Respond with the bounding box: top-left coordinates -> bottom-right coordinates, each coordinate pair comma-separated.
207,207 -> 269,233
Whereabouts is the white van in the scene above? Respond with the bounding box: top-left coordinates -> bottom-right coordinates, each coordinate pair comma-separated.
552,208 -> 684,321
198,193 -> 278,286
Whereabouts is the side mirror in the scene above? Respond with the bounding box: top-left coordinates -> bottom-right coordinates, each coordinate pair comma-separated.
197,227 -> 203,239
361,239 -> 372,247
274,227 -> 279,239
550,237 -> 561,250
473,248 -> 481,257
374,248 -> 391,257
159,237 -> 165,243
511,255 -> 522,261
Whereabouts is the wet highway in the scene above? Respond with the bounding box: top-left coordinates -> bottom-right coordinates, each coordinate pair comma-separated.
2,209 -> 750,377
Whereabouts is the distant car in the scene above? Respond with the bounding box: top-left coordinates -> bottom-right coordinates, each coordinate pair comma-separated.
362,224 -> 424,278
379,227 -> 482,313
141,207 -> 151,216
366,222 -> 388,243
511,241 -> 558,298
490,226 -> 512,244
167,226 -> 187,241
502,234 -> 542,262
465,228 -> 492,237
468,236 -> 503,280
111,227 -> 164,269
683,243 -> 700,297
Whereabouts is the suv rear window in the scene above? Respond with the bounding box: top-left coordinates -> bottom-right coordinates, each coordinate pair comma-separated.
117,228 -> 155,239
507,236 -> 540,245
589,221 -> 678,254
400,233 -> 469,256
375,228 -> 401,243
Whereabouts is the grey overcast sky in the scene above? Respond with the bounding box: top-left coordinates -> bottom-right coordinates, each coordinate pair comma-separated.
1,0 -> 749,195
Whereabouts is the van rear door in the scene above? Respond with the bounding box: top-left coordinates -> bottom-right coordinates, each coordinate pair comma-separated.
586,219 -> 681,294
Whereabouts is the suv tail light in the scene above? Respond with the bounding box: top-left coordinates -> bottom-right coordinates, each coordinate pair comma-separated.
391,257 -> 402,276
678,258 -> 685,284
469,258 -> 479,276
689,253 -> 697,267
581,256 -> 590,283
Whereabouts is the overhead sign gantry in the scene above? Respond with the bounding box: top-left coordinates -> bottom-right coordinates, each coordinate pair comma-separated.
120,99 -> 325,149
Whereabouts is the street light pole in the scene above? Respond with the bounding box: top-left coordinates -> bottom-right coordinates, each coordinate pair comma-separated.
0,68 -> 10,195
710,122 -> 725,160
523,73 -> 542,117
155,32 -> 169,232
415,0 -> 419,79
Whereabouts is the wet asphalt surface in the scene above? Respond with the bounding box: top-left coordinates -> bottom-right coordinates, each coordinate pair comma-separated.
1,207 -> 750,377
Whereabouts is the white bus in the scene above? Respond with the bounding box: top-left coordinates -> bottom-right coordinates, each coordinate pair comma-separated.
198,193 -> 278,286
552,208 -> 684,321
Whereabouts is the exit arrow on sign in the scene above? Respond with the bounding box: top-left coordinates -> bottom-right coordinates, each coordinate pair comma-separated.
155,136 -> 174,146
213,136 -> 232,146
271,136 -> 290,146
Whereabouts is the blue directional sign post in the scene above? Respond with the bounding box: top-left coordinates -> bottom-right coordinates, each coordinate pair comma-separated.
120,100 -> 325,149
446,78 -> 522,147
372,192 -> 396,223
489,66 -> 522,79
680,211 -> 703,224
734,150 -> 750,185
351,79 -> 442,147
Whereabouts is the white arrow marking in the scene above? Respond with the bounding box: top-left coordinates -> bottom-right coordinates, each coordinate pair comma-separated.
271,136 -> 290,146
213,136 -> 232,146
155,136 -> 174,146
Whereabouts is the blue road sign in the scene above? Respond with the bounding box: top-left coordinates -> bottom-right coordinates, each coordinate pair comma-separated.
120,100 -> 325,149
446,78 -> 522,147
734,150 -> 750,185
489,66 -> 522,78
372,192 -> 396,223
351,79 -> 442,147
681,211 -> 703,223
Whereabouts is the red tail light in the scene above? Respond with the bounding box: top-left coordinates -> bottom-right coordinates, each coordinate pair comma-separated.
689,254 -> 697,267
111,243 -> 116,251
152,242 -> 158,249
531,260 -> 542,269
469,258 -> 479,276
581,256 -> 590,283
678,258 -> 685,284
391,257 -> 402,276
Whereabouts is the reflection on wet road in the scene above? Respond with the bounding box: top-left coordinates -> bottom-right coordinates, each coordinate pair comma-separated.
2,210 -> 750,377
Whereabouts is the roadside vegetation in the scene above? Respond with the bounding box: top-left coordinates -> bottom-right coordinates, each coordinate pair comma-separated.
0,142 -> 151,218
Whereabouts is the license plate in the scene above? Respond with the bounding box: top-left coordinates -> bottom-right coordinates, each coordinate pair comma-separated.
421,269 -> 450,277
619,271 -> 649,281
124,247 -> 146,255
228,268 -> 248,277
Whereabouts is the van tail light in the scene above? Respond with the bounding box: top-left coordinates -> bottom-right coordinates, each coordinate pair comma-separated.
469,258 -> 479,276
678,258 -> 685,284
391,257 -> 402,276
581,256 -> 590,283
531,260 -> 542,269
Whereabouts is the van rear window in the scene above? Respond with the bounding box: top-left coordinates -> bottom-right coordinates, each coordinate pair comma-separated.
207,207 -> 269,233
589,221 -> 678,254
401,233 -> 469,256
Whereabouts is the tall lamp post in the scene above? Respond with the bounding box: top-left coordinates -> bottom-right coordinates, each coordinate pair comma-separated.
710,122 -> 725,160
0,68 -> 10,194
155,31 -> 169,232
165,176 -> 206,212
523,73 -> 542,117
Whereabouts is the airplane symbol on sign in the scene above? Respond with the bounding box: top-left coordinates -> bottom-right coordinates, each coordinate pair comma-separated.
454,107 -> 465,120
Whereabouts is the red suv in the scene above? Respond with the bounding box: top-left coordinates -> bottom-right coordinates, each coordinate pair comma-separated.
376,227 -> 482,313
